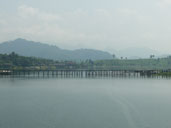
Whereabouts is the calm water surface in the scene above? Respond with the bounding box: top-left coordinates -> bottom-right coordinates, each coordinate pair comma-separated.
0,77 -> 171,128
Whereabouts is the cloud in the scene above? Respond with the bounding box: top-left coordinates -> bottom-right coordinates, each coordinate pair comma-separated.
1,6 -> 116,47
116,8 -> 138,16
0,5 -> 149,50
1,5 -> 171,53
18,5 -> 38,18
0,19 -> 6,25
157,0 -> 171,8
18,5 -> 62,22
95,9 -> 112,18
6,5 -> 74,40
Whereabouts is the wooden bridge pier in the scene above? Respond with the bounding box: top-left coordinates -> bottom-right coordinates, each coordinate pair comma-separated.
0,69 -> 170,77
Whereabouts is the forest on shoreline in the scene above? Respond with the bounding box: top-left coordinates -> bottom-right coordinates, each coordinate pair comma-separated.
1,52 -> 171,70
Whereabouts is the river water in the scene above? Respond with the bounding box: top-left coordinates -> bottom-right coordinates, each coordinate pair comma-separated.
0,77 -> 171,128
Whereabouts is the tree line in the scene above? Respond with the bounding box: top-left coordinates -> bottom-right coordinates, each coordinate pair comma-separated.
0,52 -> 171,70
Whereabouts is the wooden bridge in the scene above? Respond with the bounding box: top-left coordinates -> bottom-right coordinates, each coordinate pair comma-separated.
0,69 -> 170,77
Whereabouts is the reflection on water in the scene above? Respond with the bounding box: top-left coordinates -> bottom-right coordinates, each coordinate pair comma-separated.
0,77 -> 171,128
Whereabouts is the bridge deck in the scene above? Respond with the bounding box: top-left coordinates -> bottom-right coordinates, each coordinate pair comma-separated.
0,69 -> 170,77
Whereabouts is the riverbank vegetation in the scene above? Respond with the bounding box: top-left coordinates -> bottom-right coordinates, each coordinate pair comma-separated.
91,57 -> 171,70
155,72 -> 171,77
0,52 -> 79,70
0,52 -> 171,71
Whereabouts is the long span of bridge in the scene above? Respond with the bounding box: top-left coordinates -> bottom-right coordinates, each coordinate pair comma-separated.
0,69 -> 171,77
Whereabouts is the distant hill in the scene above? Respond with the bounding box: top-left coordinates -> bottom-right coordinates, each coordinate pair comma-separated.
115,47 -> 161,59
0,38 -> 112,61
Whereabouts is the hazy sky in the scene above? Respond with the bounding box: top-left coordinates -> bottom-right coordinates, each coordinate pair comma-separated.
0,0 -> 171,53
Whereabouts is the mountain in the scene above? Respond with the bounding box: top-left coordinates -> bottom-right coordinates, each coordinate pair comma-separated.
115,47 -> 161,59
0,38 -> 112,61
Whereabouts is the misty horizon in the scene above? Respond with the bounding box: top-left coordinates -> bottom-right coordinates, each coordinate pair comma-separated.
1,0 -> 171,54
0,38 -> 168,59
0,38 -> 162,53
